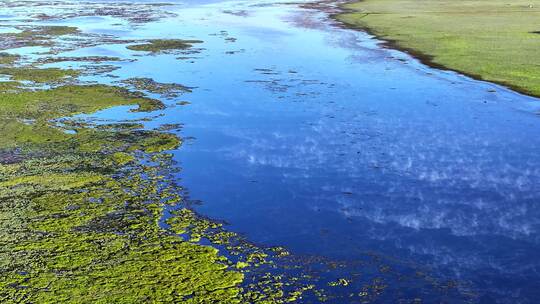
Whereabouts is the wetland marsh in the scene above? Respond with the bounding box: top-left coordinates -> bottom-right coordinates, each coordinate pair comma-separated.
1,0 -> 539,303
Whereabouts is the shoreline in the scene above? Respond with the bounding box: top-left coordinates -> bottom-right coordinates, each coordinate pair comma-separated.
322,0 -> 540,101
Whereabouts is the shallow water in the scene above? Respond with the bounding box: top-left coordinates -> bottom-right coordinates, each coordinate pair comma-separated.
5,0 -> 540,302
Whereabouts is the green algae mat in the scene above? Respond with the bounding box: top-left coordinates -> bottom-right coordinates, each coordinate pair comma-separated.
0,68 -> 246,301
337,0 -> 540,97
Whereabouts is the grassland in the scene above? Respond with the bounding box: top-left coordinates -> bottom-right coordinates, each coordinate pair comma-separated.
336,0 -> 540,97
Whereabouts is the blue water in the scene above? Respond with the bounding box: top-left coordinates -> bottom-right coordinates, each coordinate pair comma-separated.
4,0 -> 540,302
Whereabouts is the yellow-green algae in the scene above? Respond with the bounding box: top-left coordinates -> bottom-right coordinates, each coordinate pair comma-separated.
0,142 -> 244,303
165,208 -> 324,303
0,84 -> 162,120
336,0 -> 540,97
0,84 -> 163,149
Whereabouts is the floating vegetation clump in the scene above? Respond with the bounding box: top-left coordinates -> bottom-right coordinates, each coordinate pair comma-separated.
0,85 -> 162,120
0,53 -> 20,65
37,56 -> 125,65
127,39 -> 203,53
0,67 -> 80,83
0,26 -> 81,51
15,25 -> 80,37
120,77 -> 192,99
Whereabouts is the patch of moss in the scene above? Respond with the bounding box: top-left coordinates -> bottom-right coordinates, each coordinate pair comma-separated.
0,67 -> 79,83
0,140 -> 244,303
127,39 -> 203,53
0,53 -> 19,65
134,132 -> 181,153
15,25 -> 80,37
120,77 -> 192,98
0,82 -> 167,149
0,81 -> 20,92
0,26 -> 80,51
0,84 -> 163,121
111,151 -> 135,165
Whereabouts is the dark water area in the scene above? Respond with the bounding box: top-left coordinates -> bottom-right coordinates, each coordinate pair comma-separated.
13,0 -> 540,302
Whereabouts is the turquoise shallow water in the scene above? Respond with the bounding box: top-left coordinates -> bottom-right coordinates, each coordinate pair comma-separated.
3,0 -> 540,302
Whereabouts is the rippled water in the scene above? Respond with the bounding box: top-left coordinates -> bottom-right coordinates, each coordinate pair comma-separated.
4,0 -> 540,302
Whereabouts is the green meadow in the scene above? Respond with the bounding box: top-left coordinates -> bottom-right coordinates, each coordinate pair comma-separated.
337,0 -> 540,96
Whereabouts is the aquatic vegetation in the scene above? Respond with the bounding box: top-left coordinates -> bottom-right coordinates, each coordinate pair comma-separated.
37,56 -> 124,65
0,67 -> 79,83
0,17 -> 324,302
111,151 -> 135,165
328,278 -> 350,287
0,85 -> 162,121
15,25 -> 80,37
336,0 -> 540,96
165,203 -> 331,303
0,63 -> 247,301
0,53 -> 19,65
0,83 -> 163,149
0,26 -> 80,50
0,136 -> 245,303
0,81 -> 20,92
0,82 -> 326,302
127,39 -> 203,53
2,1 -> 178,24
131,132 -> 181,153
120,77 -> 192,99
